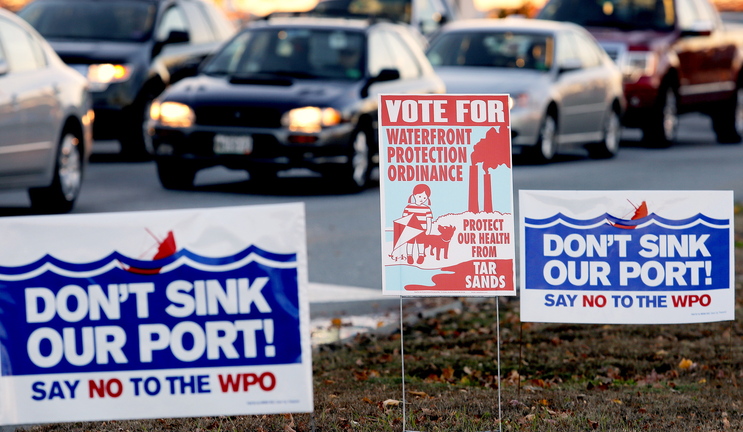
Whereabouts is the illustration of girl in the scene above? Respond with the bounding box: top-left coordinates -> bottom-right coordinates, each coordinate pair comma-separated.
402,184 -> 433,264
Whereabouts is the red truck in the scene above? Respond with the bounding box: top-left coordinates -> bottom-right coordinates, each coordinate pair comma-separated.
537,0 -> 743,146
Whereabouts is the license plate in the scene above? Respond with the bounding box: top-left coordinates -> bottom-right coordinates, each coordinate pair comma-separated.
214,134 -> 253,155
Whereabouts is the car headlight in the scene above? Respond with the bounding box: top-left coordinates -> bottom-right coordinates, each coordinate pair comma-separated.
508,93 -> 529,110
621,51 -> 657,83
87,64 -> 133,91
150,101 -> 195,128
281,107 -> 342,133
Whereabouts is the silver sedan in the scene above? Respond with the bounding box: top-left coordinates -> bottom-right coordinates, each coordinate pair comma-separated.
427,18 -> 625,162
0,8 -> 92,213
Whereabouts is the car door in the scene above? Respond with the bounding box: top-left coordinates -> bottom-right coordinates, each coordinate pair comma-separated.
0,15 -> 58,180
554,30 -> 607,142
674,0 -> 736,104
155,1 -> 234,80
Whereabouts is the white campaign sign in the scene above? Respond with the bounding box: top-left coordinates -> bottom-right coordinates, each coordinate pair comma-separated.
0,204 -> 312,425
519,190 -> 734,324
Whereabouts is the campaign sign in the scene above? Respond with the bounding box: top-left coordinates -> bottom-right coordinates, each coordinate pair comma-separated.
0,204 -> 312,425
520,191 -> 734,324
380,94 -> 516,297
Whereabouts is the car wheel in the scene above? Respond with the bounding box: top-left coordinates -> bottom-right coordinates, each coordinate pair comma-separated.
120,94 -> 156,160
336,125 -> 372,191
529,112 -> 557,163
712,86 -> 743,144
588,108 -> 621,159
156,160 -> 196,190
642,85 -> 678,147
29,131 -> 83,214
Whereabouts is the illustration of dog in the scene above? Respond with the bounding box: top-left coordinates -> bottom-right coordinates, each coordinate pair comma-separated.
420,225 -> 456,260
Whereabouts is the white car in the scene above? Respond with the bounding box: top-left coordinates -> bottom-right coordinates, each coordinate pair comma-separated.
0,7 -> 92,213
427,18 -> 625,162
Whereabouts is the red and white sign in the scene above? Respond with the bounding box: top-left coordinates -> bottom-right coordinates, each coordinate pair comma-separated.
380,94 -> 516,296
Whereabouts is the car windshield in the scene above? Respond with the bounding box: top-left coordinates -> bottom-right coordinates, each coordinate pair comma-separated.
538,0 -> 675,32
19,0 -> 156,42
427,31 -> 553,71
202,28 -> 366,81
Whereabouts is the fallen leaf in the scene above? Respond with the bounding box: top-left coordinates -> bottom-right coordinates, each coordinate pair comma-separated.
283,413 -> 295,432
588,419 -> 599,429
678,358 -> 693,370
408,390 -> 429,398
441,366 -> 455,381
612,399 -> 623,404
383,399 -> 401,408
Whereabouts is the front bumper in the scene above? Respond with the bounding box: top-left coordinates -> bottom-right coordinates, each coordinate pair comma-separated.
509,107 -> 542,148
151,123 -> 358,172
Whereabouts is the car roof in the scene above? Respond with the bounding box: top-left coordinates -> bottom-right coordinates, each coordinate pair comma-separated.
247,15 -> 391,32
436,17 -> 581,35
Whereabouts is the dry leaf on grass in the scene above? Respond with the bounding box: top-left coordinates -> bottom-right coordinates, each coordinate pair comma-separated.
383,399 -> 401,408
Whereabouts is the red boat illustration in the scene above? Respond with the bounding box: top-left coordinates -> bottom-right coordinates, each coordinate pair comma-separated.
611,200 -> 648,229
124,229 -> 176,275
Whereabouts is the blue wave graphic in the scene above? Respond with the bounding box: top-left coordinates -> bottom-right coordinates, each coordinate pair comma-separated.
525,212 -> 728,228
0,245 -> 295,276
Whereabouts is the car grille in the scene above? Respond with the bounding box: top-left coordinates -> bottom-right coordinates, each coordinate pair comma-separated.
195,106 -> 283,128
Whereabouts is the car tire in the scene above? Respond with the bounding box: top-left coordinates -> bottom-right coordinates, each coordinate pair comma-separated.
529,112 -> 557,163
587,107 -> 621,159
120,94 -> 156,161
156,160 -> 196,190
712,86 -> 743,144
336,125 -> 372,192
28,131 -> 83,214
642,85 -> 678,147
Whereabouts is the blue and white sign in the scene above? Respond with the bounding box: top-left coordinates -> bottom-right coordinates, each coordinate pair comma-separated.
520,191 -> 734,324
0,204 -> 312,425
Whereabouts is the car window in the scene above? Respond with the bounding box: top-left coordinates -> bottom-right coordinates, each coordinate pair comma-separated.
427,31 -> 553,71
538,0 -> 674,32
555,31 -> 581,69
0,16 -> 45,73
196,1 -> 236,40
19,0 -> 156,42
571,31 -> 602,68
180,1 -> 215,43
368,30 -> 396,76
202,28 -> 366,81
157,5 -> 189,41
382,30 -> 420,78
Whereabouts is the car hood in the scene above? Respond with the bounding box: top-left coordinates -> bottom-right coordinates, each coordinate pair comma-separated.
434,67 -> 550,95
164,75 -> 358,109
47,40 -> 147,65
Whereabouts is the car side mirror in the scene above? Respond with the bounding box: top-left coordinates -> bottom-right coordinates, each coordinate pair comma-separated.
163,30 -> 190,45
558,58 -> 582,74
361,68 -> 401,97
375,68 -> 401,82
0,59 -> 8,76
154,30 -> 191,57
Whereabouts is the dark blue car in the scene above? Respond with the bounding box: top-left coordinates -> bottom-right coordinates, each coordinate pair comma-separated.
147,16 -> 445,191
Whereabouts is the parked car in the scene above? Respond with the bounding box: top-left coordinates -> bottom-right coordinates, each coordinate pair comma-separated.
537,0 -> 743,146
0,7 -> 92,213
426,18 -> 625,162
148,16 -> 446,191
18,0 -> 236,158
310,0 -> 457,37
